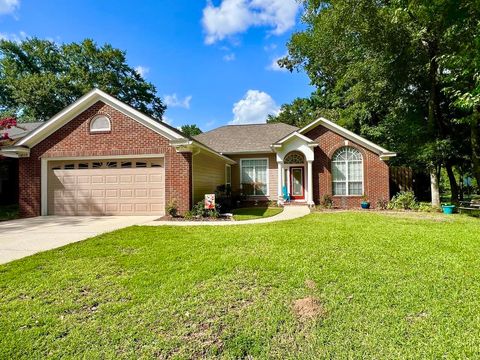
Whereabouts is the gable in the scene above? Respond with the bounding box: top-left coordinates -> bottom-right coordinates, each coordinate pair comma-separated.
299,117 -> 396,159
17,88 -> 185,149
32,101 -> 176,158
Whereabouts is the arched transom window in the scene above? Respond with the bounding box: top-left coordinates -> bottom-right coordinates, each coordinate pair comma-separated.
332,147 -> 363,196
284,152 -> 305,164
90,115 -> 111,133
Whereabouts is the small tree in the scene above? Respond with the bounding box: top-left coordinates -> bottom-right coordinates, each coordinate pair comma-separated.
0,117 -> 23,145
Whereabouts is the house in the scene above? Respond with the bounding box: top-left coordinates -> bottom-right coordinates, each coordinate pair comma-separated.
0,122 -> 43,206
0,89 -> 396,217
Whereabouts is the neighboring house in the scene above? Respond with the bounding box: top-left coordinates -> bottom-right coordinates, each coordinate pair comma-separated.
0,122 -> 43,205
0,89 -> 396,218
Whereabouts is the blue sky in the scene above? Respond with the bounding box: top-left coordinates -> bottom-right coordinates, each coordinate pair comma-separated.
0,0 -> 313,130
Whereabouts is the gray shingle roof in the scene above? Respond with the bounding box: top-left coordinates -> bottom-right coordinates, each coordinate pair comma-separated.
194,123 -> 298,154
8,122 -> 43,140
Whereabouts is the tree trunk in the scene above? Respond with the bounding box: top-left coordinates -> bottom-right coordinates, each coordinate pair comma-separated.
471,109 -> 480,187
445,163 -> 459,204
430,168 -> 440,207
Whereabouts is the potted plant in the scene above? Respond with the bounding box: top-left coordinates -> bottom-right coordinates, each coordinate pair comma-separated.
361,194 -> 370,209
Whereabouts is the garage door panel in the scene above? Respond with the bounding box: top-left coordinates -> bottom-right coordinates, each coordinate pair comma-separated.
120,175 -> 133,183
91,189 -> 105,198
135,189 -> 148,198
120,189 -> 133,198
105,189 -> 118,198
48,158 -> 165,216
91,176 -> 105,184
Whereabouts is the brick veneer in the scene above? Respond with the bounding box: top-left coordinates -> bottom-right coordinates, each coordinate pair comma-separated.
305,124 -> 390,209
19,101 -> 192,217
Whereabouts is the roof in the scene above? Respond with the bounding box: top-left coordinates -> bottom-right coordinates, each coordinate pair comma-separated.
3,89 -> 235,164
193,123 -> 299,154
298,117 -> 396,159
8,122 -> 43,140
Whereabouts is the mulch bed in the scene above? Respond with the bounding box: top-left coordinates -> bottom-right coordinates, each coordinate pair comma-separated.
155,215 -> 233,222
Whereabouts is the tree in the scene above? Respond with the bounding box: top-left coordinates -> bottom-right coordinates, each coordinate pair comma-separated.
180,124 -> 202,138
0,116 -> 23,144
267,92 -> 339,127
0,38 -> 166,122
276,0 -> 479,205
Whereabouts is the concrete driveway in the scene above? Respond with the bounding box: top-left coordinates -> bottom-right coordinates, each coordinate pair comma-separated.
0,216 -> 158,265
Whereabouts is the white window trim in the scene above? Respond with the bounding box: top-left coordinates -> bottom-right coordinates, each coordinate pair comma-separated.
332,148 -> 364,196
225,164 -> 231,187
239,158 -> 269,197
89,115 -> 111,133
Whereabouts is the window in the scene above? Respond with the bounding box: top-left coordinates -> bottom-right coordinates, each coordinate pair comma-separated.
332,147 -> 363,196
240,159 -> 268,196
135,162 -> 147,168
225,165 -> 231,187
90,115 -> 111,133
284,152 -> 304,164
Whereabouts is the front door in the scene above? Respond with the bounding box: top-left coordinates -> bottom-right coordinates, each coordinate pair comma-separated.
290,167 -> 305,200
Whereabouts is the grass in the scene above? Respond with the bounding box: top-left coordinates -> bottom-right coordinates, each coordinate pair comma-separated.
0,204 -> 19,222
232,206 -> 283,221
1,212 -> 480,358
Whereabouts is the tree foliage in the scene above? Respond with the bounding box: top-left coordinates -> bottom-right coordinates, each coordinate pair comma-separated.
0,38 -> 166,122
273,0 -> 480,202
180,124 -> 202,138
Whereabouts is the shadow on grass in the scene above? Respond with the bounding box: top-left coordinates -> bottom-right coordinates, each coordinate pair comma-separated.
0,204 -> 19,222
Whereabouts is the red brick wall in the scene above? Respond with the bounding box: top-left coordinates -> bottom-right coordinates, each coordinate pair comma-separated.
305,125 -> 390,209
19,101 -> 192,217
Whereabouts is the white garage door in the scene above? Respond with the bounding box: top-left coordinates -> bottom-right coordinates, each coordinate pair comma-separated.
48,159 -> 165,216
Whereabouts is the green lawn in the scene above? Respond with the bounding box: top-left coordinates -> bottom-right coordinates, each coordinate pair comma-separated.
232,206 -> 283,221
1,212 -> 480,358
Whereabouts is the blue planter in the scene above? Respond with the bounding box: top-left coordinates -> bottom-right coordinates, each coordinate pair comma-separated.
361,202 -> 370,209
442,205 -> 455,214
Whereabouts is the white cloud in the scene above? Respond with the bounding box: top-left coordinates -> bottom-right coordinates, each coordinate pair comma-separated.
0,30 -> 27,43
0,0 -> 19,15
264,43 -> 277,52
202,0 -> 300,44
267,54 -> 288,72
134,66 -> 149,77
229,90 -> 280,125
164,94 -> 192,109
223,53 -> 236,61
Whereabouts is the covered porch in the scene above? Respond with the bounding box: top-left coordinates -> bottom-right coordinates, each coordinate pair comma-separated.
272,132 -> 318,206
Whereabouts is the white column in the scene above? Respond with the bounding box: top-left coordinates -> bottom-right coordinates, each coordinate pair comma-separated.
307,160 -> 314,206
277,161 -> 283,205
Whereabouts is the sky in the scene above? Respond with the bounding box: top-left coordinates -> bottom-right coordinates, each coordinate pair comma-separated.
0,0 -> 314,131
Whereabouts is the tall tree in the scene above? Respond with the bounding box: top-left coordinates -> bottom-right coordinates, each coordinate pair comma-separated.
0,38 -> 166,122
275,0 -> 478,204
180,124 -> 202,138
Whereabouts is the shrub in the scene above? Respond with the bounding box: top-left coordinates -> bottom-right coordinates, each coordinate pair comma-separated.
319,194 -> 333,209
416,202 -> 438,212
183,210 -> 194,220
376,198 -> 389,210
388,191 -> 417,210
190,200 -> 221,218
165,200 -> 178,217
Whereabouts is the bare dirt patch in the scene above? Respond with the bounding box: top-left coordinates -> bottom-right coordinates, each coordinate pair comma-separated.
292,297 -> 326,321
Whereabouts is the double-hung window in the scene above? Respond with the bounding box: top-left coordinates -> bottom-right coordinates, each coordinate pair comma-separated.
240,159 -> 268,196
225,165 -> 231,188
